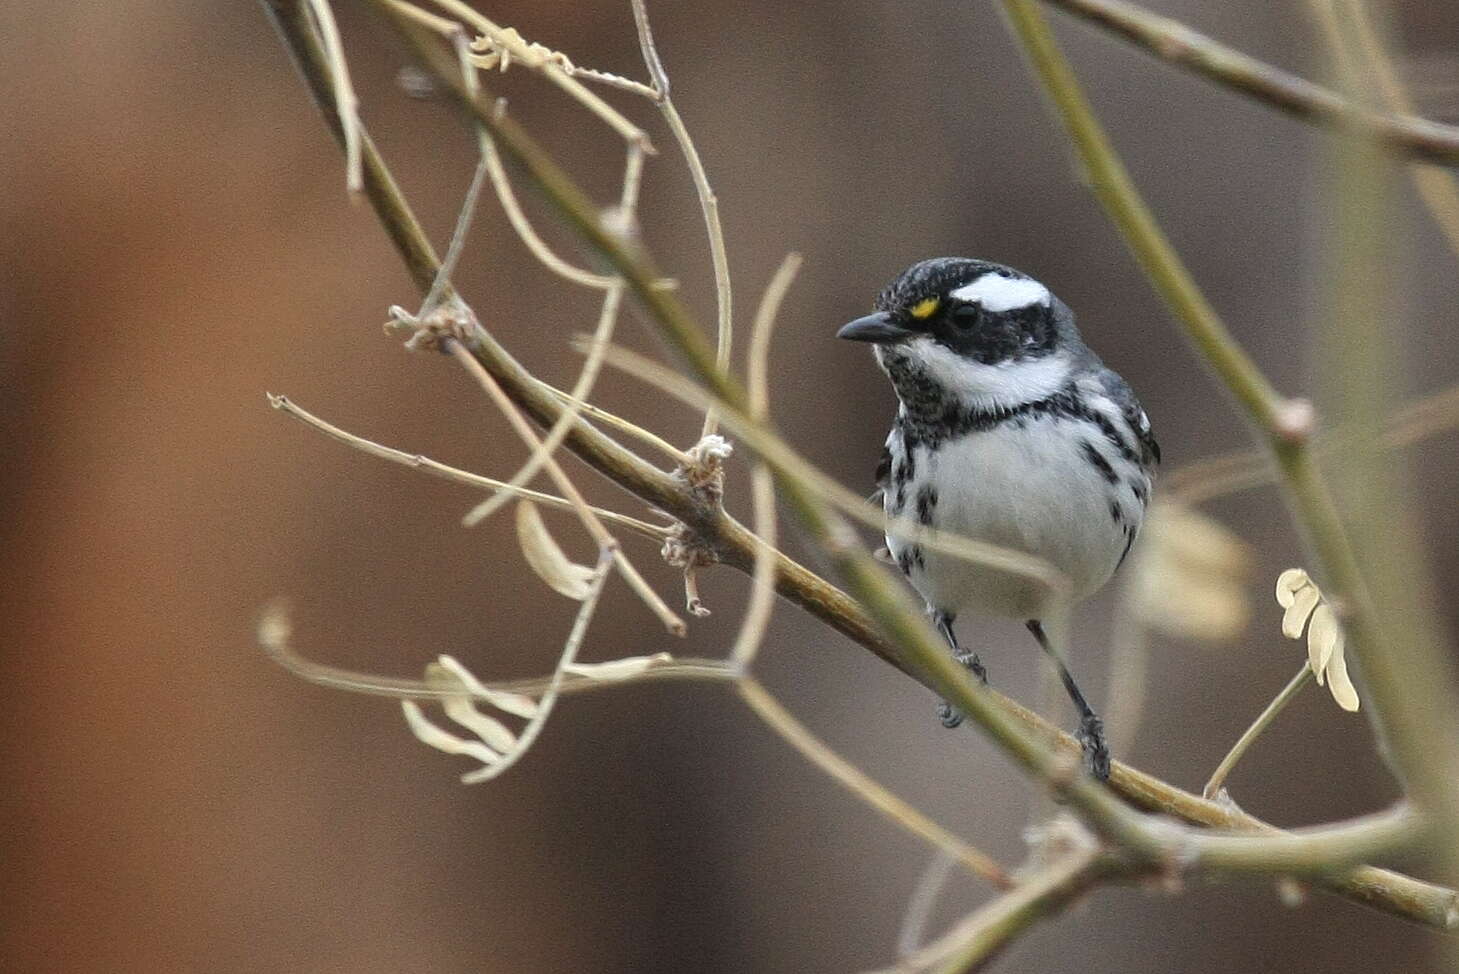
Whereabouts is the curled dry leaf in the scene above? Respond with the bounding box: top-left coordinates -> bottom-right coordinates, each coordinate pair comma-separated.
434,654 -> 539,719
1276,567 -> 1321,639
425,660 -> 518,753
516,499 -> 596,600
1128,500 -> 1254,642
399,655 -> 552,783
401,701 -> 503,770
1272,568 -> 1359,712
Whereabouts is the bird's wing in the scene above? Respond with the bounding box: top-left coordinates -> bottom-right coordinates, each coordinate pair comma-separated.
871,444 -> 891,504
1096,368 -> 1161,466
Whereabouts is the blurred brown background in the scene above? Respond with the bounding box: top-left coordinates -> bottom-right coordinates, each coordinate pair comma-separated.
5,1 -> 1459,971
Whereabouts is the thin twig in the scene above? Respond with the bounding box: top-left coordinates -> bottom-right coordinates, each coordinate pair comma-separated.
876,847 -> 1111,974
303,0 -> 362,192
1040,0 -> 1459,166
478,127 -> 621,288
463,283 -> 625,528
730,254 -> 801,666
1204,665 -> 1311,799
446,340 -> 687,636
268,393 -> 669,540
628,0 -> 734,439
440,548 -> 613,783
541,384 -> 693,464
738,678 -> 1012,889
897,850 -> 959,960
567,63 -> 659,100
261,612 -> 735,698
1164,383 -> 1459,506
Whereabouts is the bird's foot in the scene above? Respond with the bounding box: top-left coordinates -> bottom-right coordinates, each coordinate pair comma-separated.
936,653 -> 989,728
1077,713 -> 1111,782
953,652 -> 989,685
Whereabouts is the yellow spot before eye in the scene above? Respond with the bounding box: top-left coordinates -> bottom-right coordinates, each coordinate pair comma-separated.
909,297 -> 940,319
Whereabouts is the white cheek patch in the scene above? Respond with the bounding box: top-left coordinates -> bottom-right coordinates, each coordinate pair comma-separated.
906,338 -> 1071,410
950,274 -> 1051,312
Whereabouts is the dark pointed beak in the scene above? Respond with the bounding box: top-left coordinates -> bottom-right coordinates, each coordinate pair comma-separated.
836,311 -> 914,344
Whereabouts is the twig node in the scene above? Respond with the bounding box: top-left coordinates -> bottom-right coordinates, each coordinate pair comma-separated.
387,298 -> 480,354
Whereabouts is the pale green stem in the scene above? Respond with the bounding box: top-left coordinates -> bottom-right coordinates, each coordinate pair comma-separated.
1204,665 -> 1311,799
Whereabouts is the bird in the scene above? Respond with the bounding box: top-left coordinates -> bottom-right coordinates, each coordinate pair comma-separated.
837,257 -> 1159,780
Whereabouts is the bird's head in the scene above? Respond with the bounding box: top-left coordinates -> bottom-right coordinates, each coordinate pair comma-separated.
838,258 -> 1090,412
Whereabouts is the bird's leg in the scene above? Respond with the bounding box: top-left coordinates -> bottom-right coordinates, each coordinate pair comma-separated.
1026,620 -> 1110,781
933,611 -> 987,729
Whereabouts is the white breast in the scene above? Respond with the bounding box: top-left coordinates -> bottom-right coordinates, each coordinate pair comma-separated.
884,414 -> 1145,620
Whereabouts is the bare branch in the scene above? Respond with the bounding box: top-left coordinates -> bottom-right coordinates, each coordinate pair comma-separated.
1041,0 -> 1459,166
730,253 -> 801,667
445,339 -> 686,636
302,0 -> 362,192
267,393 -> 669,541
260,603 -> 735,699
1204,665 -> 1312,799
463,283 -> 625,529
876,844 -> 1109,974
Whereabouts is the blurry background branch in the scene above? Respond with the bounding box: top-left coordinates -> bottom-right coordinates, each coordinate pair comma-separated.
1041,0 -> 1459,166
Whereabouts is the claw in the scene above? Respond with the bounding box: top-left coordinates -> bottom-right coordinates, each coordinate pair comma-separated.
1077,715 -> 1111,781
953,652 -> 989,684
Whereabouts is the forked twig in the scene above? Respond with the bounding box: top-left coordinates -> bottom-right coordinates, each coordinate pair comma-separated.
462,283 -> 626,528
445,340 -> 686,636
268,393 -> 669,540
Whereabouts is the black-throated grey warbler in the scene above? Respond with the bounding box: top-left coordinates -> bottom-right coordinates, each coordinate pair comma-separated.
838,258 -> 1159,779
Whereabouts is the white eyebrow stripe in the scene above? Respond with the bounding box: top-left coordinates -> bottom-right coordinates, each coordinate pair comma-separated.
949,274 -> 1050,312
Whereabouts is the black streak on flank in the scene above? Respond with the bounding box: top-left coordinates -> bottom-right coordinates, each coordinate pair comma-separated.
916,485 -> 939,526
897,445 -> 916,485
1082,441 -> 1119,485
1117,524 -> 1137,569
1109,500 -> 1123,524
897,546 -> 926,575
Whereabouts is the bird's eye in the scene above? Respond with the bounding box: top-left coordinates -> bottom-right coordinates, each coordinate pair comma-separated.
950,304 -> 981,330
